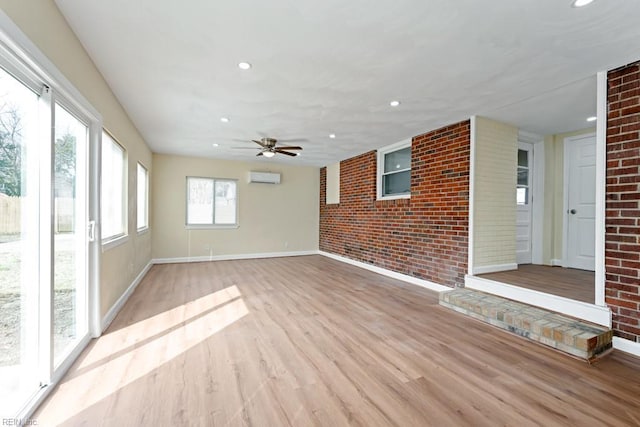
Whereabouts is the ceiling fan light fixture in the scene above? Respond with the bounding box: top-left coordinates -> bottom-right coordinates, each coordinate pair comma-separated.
238,62 -> 252,70
263,151 -> 275,158
571,0 -> 594,7
390,100 -> 400,107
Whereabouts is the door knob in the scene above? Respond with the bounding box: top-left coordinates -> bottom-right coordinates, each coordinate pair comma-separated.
570,209 -> 577,214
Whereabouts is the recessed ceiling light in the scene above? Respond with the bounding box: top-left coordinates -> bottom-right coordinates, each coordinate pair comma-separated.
220,117 -> 230,123
586,116 -> 597,122
571,0 -> 594,7
329,133 -> 336,139
390,100 -> 400,107
238,62 -> 252,70
212,143 -> 219,147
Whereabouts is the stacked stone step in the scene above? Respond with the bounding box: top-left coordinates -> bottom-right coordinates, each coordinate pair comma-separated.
439,288 -> 613,361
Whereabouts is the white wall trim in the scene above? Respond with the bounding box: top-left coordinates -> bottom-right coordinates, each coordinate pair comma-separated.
101,261 -> 153,332
531,136 -> 545,265
551,258 -> 564,266
465,274 -> 611,327
468,116 -> 477,275
595,71 -> 607,307
472,263 -> 518,275
153,250 -> 317,265
612,336 -> 640,358
319,250 -> 451,293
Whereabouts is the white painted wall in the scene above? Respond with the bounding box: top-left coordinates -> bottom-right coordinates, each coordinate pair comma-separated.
472,116 -> 519,271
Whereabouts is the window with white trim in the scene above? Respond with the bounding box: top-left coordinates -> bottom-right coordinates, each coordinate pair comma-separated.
101,131 -> 126,241
137,162 -> 148,231
186,176 -> 237,227
377,139 -> 411,199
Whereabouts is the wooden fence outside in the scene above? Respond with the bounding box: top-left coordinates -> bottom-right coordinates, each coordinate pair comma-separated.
0,195 -> 74,234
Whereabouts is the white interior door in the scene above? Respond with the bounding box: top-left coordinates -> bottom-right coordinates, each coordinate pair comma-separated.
516,143 -> 533,264
565,134 -> 596,271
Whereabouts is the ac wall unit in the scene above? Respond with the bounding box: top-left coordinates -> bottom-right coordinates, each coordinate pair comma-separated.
248,171 -> 281,184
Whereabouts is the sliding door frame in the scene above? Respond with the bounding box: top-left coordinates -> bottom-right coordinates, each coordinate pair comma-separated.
0,10 -> 102,420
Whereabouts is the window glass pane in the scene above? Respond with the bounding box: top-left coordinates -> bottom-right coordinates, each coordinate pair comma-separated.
137,163 -> 148,229
101,132 -> 125,240
384,147 -> 411,173
53,103 -> 88,366
187,177 -> 213,224
517,187 -> 528,205
518,149 -> 528,167
383,170 -> 410,196
0,65 -> 40,415
517,167 -> 528,186
214,180 -> 236,224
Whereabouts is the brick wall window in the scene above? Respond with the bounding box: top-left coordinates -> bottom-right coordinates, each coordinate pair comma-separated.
377,139 -> 411,200
320,121 -> 470,288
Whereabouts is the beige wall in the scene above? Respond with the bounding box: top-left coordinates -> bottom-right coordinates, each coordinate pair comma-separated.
542,127 -> 596,264
0,1 -> 153,318
325,162 -> 340,204
473,116 -> 519,269
152,154 -> 319,259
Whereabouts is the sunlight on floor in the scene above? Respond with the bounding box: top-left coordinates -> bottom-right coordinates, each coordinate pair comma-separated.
36,285 -> 248,425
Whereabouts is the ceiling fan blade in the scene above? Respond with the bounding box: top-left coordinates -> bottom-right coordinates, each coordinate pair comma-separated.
252,139 -> 267,148
277,138 -> 308,143
275,146 -> 302,150
232,147 -> 259,149
256,151 -> 264,157
275,149 -> 298,157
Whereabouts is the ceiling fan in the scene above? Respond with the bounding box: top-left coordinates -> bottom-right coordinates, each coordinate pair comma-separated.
234,137 -> 303,158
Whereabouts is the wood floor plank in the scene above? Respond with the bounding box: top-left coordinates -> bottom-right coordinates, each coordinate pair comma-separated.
34,255 -> 640,426
480,264 -> 595,303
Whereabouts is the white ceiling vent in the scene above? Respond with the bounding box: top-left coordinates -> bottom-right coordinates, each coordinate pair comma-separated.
248,171 -> 281,184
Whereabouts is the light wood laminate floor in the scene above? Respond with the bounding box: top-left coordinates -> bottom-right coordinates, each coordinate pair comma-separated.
36,256 -> 640,426
480,264 -> 595,303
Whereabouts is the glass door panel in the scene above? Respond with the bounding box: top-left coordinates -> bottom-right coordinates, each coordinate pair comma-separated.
53,104 -> 88,367
0,67 -> 41,416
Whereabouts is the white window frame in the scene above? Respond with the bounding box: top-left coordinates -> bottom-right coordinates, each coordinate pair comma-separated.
377,138 -> 412,200
136,162 -> 149,232
101,130 -> 127,248
186,176 -> 238,229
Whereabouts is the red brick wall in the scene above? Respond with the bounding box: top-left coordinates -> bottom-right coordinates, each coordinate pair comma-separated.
319,120 -> 470,288
606,61 -> 640,343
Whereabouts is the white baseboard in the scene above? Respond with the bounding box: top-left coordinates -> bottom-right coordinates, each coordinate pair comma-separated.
101,260 -> 153,332
465,274 -> 611,327
319,250 -> 451,293
472,263 -> 518,275
551,258 -> 563,266
613,336 -> 640,358
152,250 -> 317,265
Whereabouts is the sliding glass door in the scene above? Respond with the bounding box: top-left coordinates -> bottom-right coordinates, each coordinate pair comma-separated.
0,63 -> 91,417
53,103 -> 88,368
0,62 -> 41,417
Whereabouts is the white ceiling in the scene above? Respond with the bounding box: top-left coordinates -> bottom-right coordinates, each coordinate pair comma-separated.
55,0 -> 640,167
